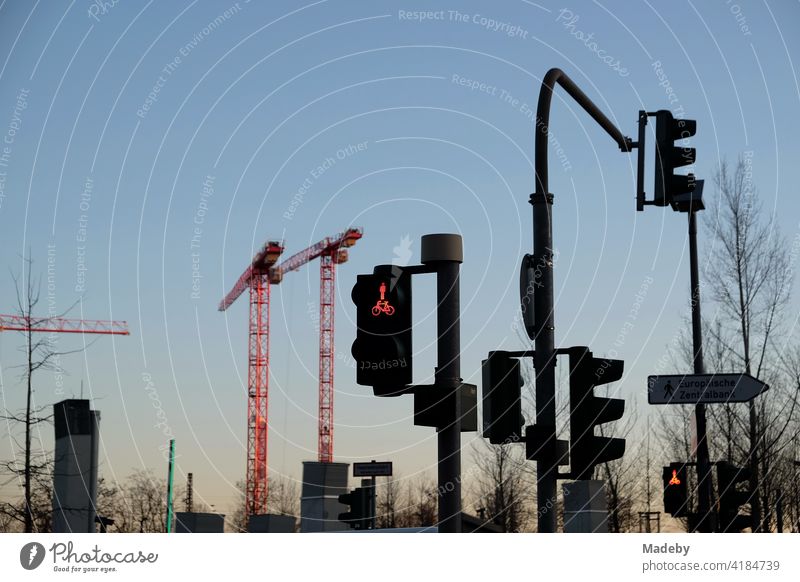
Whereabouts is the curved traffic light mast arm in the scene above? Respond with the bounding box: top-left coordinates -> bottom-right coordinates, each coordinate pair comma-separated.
529,68 -> 633,533
534,68 -> 633,197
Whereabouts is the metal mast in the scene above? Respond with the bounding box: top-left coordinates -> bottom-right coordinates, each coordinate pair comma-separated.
219,240 -> 285,517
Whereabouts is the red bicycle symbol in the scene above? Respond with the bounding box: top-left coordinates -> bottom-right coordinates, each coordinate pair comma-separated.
372,301 -> 395,316
371,281 -> 395,316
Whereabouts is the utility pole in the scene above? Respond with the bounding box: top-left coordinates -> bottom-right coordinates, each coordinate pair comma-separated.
531,68 -> 633,532
422,234 -> 463,533
166,439 -> 175,533
688,207 -> 716,532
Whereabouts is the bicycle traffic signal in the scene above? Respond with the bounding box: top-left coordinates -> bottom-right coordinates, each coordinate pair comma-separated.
351,265 -> 412,393
662,462 -> 689,517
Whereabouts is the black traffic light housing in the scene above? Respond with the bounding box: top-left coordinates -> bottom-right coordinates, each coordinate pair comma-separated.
482,351 -> 524,444
414,382 -> 478,432
717,461 -> 752,532
653,109 -> 697,208
568,346 -> 625,480
338,487 -> 369,530
351,265 -> 412,395
662,462 -> 689,517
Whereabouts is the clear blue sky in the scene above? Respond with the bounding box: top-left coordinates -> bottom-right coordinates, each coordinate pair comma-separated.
1,0 -> 798,513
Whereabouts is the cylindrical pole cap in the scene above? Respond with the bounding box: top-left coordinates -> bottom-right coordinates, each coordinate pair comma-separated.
420,233 -> 463,264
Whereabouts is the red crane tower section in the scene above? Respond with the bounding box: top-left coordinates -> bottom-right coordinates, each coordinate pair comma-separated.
0,315 -> 129,335
219,240 -> 285,517
219,227 -> 362,517
273,227 -> 362,463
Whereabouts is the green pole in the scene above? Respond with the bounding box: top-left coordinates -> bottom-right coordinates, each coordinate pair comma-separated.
166,439 -> 175,533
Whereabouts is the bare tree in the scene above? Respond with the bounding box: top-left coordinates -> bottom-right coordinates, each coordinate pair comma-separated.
405,475 -> 437,527
376,476 -> 403,529
110,469 -> 168,533
472,441 -> 533,532
1,258 -> 83,532
223,475 -> 299,531
704,156 -> 796,531
267,474 -> 300,518
225,479 -> 247,532
598,402 -> 640,533
0,470 -> 53,532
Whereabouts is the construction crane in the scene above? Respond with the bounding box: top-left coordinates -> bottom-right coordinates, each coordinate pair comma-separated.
219,240 -> 285,518
273,227 -> 363,464
219,227 -> 362,518
0,315 -> 129,335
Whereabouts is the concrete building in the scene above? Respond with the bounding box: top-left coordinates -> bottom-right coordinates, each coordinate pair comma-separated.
300,461 -> 349,532
52,399 -> 100,533
174,512 -> 226,533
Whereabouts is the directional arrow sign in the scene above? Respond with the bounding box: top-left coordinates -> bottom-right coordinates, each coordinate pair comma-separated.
648,373 -> 768,405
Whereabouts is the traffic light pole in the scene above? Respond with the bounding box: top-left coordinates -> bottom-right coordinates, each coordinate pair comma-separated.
421,234 -> 463,533
688,210 -> 717,532
532,68 -> 632,533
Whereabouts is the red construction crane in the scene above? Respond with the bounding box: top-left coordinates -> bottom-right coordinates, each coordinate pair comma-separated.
218,227 -> 362,518
219,240 -> 285,518
0,314 -> 129,335
273,227 -> 363,464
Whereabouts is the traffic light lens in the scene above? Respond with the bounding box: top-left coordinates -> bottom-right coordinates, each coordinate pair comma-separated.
352,269 -> 413,388
669,469 -> 681,485
371,281 -> 395,317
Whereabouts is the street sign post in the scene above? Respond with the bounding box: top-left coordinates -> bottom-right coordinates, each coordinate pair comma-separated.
648,374 -> 768,405
353,461 -> 393,477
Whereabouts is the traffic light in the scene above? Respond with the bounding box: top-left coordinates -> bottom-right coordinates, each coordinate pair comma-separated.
338,487 -> 369,529
482,351 -> 524,444
653,110 -> 696,208
351,265 -> 412,393
662,463 -> 689,517
717,461 -> 752,532
568,347 -> 625,480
